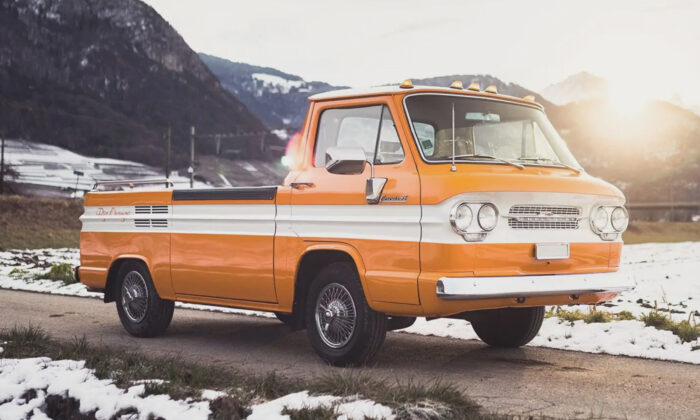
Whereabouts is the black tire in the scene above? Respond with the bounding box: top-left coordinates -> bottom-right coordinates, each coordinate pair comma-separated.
115,260 -> 174,338
387,316 -> 416,331
470,306 -> 544,348
305,261 -> 387,366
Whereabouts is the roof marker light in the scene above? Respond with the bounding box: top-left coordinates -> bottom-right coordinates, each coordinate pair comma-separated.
449,80 -> 464,90
523,94 -> 536,101
485,85 -> 498,94
467,82 -> 480,91
399,79 -> 413,89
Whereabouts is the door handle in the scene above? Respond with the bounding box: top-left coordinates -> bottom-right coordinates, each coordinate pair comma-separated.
290,182 -> 315,190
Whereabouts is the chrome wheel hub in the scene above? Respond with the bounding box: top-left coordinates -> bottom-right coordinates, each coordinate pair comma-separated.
315,283 -> 356,349
121,271 -> 148,323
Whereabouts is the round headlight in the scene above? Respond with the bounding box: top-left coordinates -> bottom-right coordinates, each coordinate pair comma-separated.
591,207 -> 609,232
450,203 -> 473,233
477,203 -> 498,231
611,206 -> 629,232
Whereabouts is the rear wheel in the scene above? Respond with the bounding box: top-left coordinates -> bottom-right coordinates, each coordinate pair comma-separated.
305,262 -> 387,366
470,306 -> 544,348
115,261 -> 174,338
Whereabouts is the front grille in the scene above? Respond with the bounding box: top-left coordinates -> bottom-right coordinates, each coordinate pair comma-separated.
508,205 -> 581,230
509,205 -> 581,216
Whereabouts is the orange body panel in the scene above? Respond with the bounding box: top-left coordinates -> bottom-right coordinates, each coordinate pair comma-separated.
79,87 -> 627,319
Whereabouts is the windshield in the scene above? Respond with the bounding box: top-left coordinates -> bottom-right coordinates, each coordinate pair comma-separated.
404,94 -> 580,168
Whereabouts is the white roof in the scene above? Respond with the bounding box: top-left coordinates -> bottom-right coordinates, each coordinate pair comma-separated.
308,85 -> 542,107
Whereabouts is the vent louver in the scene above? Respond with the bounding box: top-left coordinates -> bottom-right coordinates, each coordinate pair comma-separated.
133,205 -> 170,229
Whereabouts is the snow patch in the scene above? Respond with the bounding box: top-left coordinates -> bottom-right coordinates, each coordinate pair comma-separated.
252,73 -> 304,95
0,357 -> 210,420
248,391 -> 393,420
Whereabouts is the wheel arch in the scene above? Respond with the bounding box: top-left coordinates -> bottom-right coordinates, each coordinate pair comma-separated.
103,255 -> 152,303
288,243 -> 370,330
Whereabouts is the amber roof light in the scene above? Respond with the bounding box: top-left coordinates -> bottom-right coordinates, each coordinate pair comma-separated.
484,85 -> 498,94
399,79 -> 413,89
467,82 -> 480,91
449,80 -> 464,89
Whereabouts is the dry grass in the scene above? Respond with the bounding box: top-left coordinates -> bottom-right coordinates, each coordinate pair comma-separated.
0,195 -> 82,249
623,221 -> 700,244
0,326 -> 496,420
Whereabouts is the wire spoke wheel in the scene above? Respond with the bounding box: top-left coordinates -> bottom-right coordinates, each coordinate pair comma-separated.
315,283 -> 356,348
121,270 -> 149,323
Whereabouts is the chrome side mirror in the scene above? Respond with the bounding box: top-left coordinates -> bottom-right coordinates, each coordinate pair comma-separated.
325,147 -> 367,175
366,177 -> 387,204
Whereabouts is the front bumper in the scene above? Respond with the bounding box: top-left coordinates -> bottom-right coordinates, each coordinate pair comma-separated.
436,271 -> 635,301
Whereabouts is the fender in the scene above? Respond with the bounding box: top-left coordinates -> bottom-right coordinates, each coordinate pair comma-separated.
106,254 -> 174,301
299,242 -> 372,302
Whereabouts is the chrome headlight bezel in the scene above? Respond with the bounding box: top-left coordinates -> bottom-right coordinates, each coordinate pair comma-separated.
590,204 -> 628,240
590,206 -> 609,233
477,203 -> 499,231
449,202 -> 473,234
611,206 -> 629,232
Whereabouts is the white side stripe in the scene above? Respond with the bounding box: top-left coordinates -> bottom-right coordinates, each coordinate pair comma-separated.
80,192 -> 621,244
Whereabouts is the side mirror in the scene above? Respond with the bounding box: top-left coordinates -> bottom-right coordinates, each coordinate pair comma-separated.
325,147 -> 367,175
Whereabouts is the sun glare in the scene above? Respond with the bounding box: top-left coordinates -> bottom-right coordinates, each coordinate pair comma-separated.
607,80 -> 651,116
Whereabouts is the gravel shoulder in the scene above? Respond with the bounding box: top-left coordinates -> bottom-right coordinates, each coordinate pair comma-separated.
1,289 -> 698,419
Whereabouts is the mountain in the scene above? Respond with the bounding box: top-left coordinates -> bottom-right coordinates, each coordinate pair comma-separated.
540,72 -> 608,105
0,0 -> 265,167
200,54 -> 344,131
547,99 -> 700,202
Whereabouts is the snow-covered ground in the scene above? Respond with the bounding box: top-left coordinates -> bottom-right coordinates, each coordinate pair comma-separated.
1,243 -> 698,364
0,356 -> 393,419
3,139 -> 208,198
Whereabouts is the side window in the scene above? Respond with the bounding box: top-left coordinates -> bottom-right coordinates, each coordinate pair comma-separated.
314,105 -> 404,167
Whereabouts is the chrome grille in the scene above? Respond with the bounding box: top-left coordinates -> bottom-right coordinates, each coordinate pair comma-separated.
509,205 -> 581,216
508,205 -> 581,230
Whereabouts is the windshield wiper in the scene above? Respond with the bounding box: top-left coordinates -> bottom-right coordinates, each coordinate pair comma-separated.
453,154 -> 525,169
518,157 -> 582,173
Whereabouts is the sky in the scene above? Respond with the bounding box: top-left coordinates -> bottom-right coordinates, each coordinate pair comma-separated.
142,0 -> 700,107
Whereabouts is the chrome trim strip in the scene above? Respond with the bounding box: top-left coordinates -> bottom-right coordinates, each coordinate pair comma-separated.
436,271 -> 635,300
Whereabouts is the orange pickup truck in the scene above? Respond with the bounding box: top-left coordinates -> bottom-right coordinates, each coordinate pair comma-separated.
77,80 -> 634,366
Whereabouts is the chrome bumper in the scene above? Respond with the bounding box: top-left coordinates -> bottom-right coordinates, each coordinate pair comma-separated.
436,271 -> 635,301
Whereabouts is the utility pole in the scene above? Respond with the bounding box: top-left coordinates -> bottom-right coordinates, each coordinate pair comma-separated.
165,126 -> 171,188
189,125 -> 195,188
0,134 -> 5,195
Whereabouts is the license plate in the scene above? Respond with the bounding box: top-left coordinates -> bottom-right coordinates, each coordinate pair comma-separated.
536,243 -> 570,260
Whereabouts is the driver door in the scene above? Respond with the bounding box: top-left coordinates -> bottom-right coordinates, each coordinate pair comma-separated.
289,100 -> 421,305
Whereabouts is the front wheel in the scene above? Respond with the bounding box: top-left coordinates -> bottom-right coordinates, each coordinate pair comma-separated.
470,306 -> 544,348
305,262 -> 387,366
115,261 -> 174,338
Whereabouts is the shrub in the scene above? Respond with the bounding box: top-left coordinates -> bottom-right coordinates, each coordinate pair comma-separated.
641,311 -> 700,343
35,263 -> 76,285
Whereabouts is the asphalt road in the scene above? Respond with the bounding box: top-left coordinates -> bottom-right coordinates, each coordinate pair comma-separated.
0,289 -> 697,419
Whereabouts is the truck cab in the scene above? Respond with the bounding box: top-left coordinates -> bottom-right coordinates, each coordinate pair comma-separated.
78,80 -> 634,366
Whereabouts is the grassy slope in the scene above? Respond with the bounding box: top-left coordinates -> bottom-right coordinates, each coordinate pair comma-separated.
0,195 -> 82,250
623,221 -> 700,244
0,195 -> 699,249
